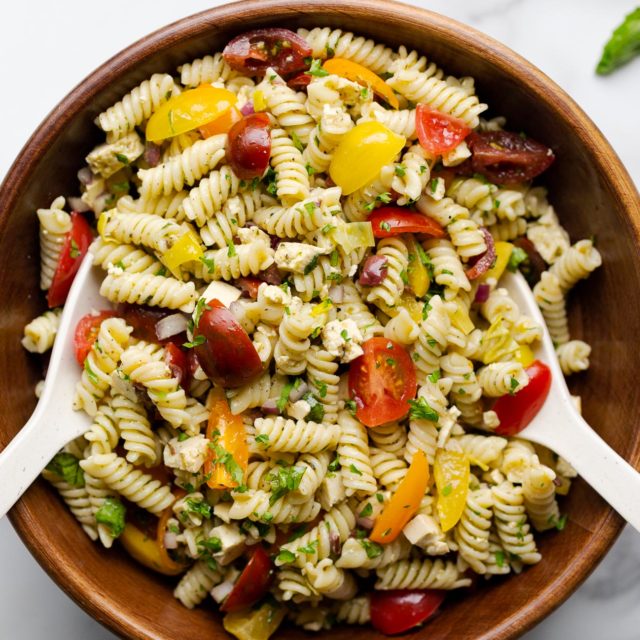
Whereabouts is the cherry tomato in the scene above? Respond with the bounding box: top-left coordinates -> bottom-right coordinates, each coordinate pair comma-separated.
194,299 -> 263,387
73,311 -> 116,364
47,212 -> 93,308
465,227 -> 496,280
466,130 -> 555,184
370,450 -> 429,544
330,122 -> 406,195
494,360 -> 552,436
226,113 -> 271,179
323,57 -> 399,109
349,337 -> 417,427
416,105 -> 471,156
223,28 -> 312,77
234,277 -> 262,299
369,207 -> 446,238
223,601 -> 285,640
287,72 -> 312,90
146,85 -> 236,142
220,546 -> 274,613
370,589 -> 445,635
116,304 -> 171,343
199,105 -> 243,138
434,450 -> 470,532
164,342 -> 190,390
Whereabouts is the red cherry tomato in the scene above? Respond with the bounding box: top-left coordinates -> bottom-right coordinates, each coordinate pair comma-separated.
73,311 -> 116,364
494,360 -> 552,436
415,105 -> 471,156
234,277 -> 262,299
223,28 -> 312,77
220,546 -> 273,613
466,130 -> 555,185
194,299 -> 263,388
370,589 -> 445,635
116,304 -> 171,343
287,72 -> 312,90
349,338 -> 417,427
164,342 -> 190,391
369,207 -> 446,239
226,113 -> 271,179
47,212 -> 93,308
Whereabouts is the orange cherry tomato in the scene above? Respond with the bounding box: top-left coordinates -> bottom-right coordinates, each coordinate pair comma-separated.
220,546 -> 274,612
370,450 -> 429,544
199,105 -> 243,138
73,311 -> 116,364
434,450 -> 470,532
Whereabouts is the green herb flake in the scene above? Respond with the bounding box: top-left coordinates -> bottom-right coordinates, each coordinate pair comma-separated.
302,392 -> 325,422
291,131 -> 304,152
276,549 -> 297,564
359,503 -> 373,518
349,463 -> 362,476
95,497 -> 126,538
268,464 -> 306,505
344,399 -> 357,415
84,359 -> 99,386
297,540 -> 318,554
408,397 -> 439,423
430,178 -> 439,193
428,369 -> 441,383
307,58 -> 329,77
199,255 -> 215,274
226,241 -> 237,258
277,379 -> 295,413
69,239 -> 81,259
304,254 -> 319,275
394,164 -> 406,177
328,454 -> 340,472
213,445 -> 245,487
255,433 -> 270,447
442,483 -> 452,497
495,549 -> 506,568
186,498 -> 212,519
509,376 -> 520,394
360,538 -> 383,559
376,492 -> 385,503
183,334 -> 206,349
114,152 -> 130,165
507,246 -> 528,273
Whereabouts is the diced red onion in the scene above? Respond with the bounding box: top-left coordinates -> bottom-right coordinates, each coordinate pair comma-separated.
77,167 -> 94,185
211,579 -> 236,604
68,197 -> 92,213
359,255 -> 388,286
288,381 -> 309,403
155,313 -> 188,341
163,532 -> 178,549
465,227 -> 496,280
144,143 -> 162,168
240,101 -> 255,116
474,283 -> 491,304
261,399 -> 279,414
268,234 -> 281,251
328,285 -> 344,303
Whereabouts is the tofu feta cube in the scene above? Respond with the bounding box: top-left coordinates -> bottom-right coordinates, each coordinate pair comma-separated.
208,523 -> 247,566
287,399 -> 311,420
427,176 -> 447,201
442,140 -> 471,167
86,131 -> 144,178
402,514 -> 449,555
274,242 -> 327,273
163,435 -> 209,474
321,319 -> 364,363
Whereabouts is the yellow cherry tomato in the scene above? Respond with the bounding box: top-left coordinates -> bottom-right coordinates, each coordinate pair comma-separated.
146,86 -> 237,142
370,450 -> 429,544
329,122 -> 405,195
252,89 -> 267,112
406,236 -> 430,298
223,601 -> 286,640
323,57 -> 399,109
199,105 -> 243,138
481,241 -> 513,282
161,230 -> 204,278
434,449 -> 470,532
513,343 -> 535,367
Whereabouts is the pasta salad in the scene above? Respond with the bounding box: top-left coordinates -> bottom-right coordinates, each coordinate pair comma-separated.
23,25 -> 602,639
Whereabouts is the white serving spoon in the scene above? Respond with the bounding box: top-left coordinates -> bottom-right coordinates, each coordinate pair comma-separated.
0,254 -> 104,518
500,270 -> 640,533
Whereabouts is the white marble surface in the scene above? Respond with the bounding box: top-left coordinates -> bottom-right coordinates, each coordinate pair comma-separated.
1,0 -> 639,638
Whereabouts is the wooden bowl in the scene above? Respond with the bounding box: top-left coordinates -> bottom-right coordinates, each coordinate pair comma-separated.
1,0 -> 640,638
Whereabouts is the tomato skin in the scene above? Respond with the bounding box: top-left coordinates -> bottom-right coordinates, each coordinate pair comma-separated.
220,546 -> 274,613
226,113 -> 271,180
494,360 -> 552,436
194,299 -> 263,388
223,28 -> 312,77
287,72 -> 312,90
349,337 -> 417,427
116,304 -> 171,343
370,589 -> 445,635
73,311 -> 116,364
47,212 -> 93,308
163,342 -> 190,390
416,105 -> 471,156
234,277 -> 262,299
369,207 -> 446,238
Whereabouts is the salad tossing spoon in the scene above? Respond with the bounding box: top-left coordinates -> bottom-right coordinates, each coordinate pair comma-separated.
500,270 -> 640,533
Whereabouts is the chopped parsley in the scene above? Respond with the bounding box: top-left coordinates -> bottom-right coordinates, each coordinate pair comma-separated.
428,369 -> 441,383
185,498 -> 212,519
114,152 -> 130,165
211,444 -> 245,487
69,239 -> 80,259
359,538 -> 383,559
276,549 -> 296,564
302,392 -> 325,422
297,540 -> 318,555
277,378 -> 296,412
304,255 -> 319,275
226,241 -> 237,258
394,164 -> 406,177
268,464 -> 306,505
304,201 -> 316,215
349,463 -> 362,476
359,503 -> 373,518
328,454 -> 341,472
183,334 -> 206,349
408,397 -> 439,423
494,550 -> 506,568
344,399 -> 357,415
45,452 -> 84,487
507,246 -> 528,273
307,58 -> 329,77
291,131 -> 304,152
95,497 -> 126,538
380,221 -> 391,232
255,433 -> 270,447
509,376 -> 520,394
199,255 -> 215,274
441,483 -> 452,497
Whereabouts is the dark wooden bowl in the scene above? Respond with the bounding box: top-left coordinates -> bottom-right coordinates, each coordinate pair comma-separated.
1,0 -> 640,638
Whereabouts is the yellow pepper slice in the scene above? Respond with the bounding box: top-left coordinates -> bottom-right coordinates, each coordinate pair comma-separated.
329,122 -> 405,195
376,293 -> 423,323
323,57 -> 399,109
481,241 -> 513,282
223,601 -> 286,640
146,85 -> 237,142
513,343 -> 535,367
205,388 -> 249,489
252,89 -> 267,112
434,450 -> 470,532
161,230 -> 204,278
370,450 -> 429,544
406,236 -> 430,298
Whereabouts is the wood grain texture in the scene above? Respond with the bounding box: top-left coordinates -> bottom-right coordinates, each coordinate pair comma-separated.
1,0 -> 640,638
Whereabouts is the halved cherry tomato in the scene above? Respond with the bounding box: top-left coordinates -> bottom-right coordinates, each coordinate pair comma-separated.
370,450 -> 428,544
146,86 -> 236,142
205,387 -> 249,490
226,113 -> 271,180
220,546 -> 274,612
465,227 -> 496,280
47,212 -> 93,308
73,311 -> 116,364
466,130 -> 555,184
116,304 -> 171,343
330,122 -> 405,195
194,299 -> 263,387
199,105 -> 243,138
234,277 -> 262,299
323,57 -> 399,109
349,337 -> 417,427
369,207 -> 446,238
494,360 -> 551,436
223,28 -> 311,77
164,342 -> 190,391
287,72 -> 312,90
434,450 -> 470,532
223,600 -> 285,640
416,105 -> 471,156
370,589 -> 445,635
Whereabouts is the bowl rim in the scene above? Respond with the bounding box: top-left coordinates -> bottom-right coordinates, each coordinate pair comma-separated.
3,0 -> 640,638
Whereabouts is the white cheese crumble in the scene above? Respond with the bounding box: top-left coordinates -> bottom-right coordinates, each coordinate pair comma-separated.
261,283 -> 291,306
163,435 -> 209,474
287,399 -> 311,420
208,523 -> 247,566
442,140 -> 471,167
428,176 -> 447,201
321,319 -> 364,363
86,131 -> 144,178
402,514 -> 449,555
274,242 -> 327,273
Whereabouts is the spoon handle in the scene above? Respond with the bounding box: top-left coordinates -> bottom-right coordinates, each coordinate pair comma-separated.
533,413 -> 640,533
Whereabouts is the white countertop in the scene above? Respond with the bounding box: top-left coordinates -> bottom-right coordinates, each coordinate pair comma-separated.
1,0 -> 639,637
